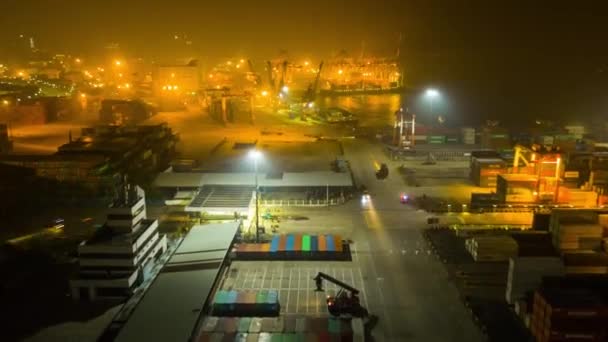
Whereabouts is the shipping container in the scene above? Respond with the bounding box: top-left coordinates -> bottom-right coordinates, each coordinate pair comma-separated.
302,235 -> 311,252
427,135 -> 446,144
294,235 -> 302,252
238,317 -> 252,332
326,235 -> 335,252
249,318 -> 263,333
318,235 -> 327,252
334,235 -> 343,253
311,235 -> 318,252
278,235 -> 287,252
270,236 -> 280,253
286,234 -> 295,251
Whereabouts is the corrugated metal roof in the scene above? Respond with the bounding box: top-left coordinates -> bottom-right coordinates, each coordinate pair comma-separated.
114,222 -> 239,342
154,171 -> 353,188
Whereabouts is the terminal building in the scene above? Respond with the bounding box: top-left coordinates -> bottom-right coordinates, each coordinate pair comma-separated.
69,184 -> 167,301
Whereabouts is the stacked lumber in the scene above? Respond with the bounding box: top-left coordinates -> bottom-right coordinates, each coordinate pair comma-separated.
505,257 -> 564,304
465,236 -> 518,262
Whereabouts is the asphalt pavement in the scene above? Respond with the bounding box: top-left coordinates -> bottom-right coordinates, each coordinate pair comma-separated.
341,139 -> 485,342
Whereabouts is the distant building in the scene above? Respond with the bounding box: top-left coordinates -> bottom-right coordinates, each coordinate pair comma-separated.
156,60 -> 201,95
70,184 -> 167,301
0,124 -> 178,200
99,99 -> 155,125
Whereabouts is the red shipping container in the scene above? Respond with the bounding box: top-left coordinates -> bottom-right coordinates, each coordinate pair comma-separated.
318,235 -> 327,252
293,234 -> 302,252
334,235 -> 343,253
278,235 -> 287,252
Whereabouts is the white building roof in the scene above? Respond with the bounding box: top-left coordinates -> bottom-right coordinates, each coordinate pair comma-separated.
154,171 -> 353,188
114,222 -> 239,342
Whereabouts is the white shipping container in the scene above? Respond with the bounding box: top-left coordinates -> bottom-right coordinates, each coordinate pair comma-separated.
414,135 -> 427,141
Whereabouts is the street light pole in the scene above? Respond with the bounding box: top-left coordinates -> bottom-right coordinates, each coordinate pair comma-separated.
249,149 -> 262,243
254,156 -> 259,243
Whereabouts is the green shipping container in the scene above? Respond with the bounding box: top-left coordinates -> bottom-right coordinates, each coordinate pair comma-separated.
427,135 -> 446,144
302,235 -> 311,252
256,290 -> 268,303
328,318 -> 341,334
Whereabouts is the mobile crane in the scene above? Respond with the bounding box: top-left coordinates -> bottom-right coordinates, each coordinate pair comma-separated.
313,272 -> 369,318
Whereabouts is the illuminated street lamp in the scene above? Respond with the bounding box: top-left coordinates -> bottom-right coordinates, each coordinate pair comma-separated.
281,85 -> 289,94
248,149 -> 262,242
425,88 -> 440,115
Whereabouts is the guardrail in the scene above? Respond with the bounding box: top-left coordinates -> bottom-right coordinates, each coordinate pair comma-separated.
261,198 -> 346,207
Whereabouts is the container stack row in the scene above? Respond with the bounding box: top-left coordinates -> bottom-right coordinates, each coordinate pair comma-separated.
234,234 -> 348,261
213,290 -> 280,317
530,289 -> 608,342
197,316 -> 356,342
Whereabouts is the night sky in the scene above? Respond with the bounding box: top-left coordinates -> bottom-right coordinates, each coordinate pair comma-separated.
2,1 -> 608,125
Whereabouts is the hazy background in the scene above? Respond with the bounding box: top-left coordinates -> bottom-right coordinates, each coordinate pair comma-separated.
2,0 -> 607,125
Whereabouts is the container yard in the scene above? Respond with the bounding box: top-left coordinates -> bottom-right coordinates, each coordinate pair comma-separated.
423,207 -> 608,342
233,234 -> 349,261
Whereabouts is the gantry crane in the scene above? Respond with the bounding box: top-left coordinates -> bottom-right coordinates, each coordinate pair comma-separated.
513,144 -> 562,202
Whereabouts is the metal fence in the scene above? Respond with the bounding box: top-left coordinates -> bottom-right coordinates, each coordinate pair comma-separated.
261,197 -> 346,207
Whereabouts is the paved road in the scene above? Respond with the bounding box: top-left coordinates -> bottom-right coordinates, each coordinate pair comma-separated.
341,139 -> 485,342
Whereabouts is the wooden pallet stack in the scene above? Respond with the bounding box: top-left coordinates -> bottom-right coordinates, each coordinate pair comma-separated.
530,289 -> 608,342
505,257 -> 564,304
465,236 -> 518,262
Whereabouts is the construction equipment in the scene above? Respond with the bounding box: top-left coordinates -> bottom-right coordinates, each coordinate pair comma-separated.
513,144 -> 562,202
313,272 -> 369,318
375,163 -> 389,179
302,61 -> 324,105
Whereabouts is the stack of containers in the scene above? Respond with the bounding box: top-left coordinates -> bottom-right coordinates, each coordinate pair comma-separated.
197,317 -> 354,341
530,289 -> 608,342
505,257 -> 564,304
563,252 -> 608,275
311,235 -> 319,258
318,234 -> 327,260
255,291 -> 267,317
326,234 -> 336,258
552,223 -> 603,252
465,236 -> 519,261
213,290 -> 280,316
302,235 -> 311,258
427,135 -> 446,144
235,234 -> 346,260
480,128 -> 511,150
462,127 -> 476,145
470,157 -> 507,188
285,234 -> 295,260
278,235 -> 287,259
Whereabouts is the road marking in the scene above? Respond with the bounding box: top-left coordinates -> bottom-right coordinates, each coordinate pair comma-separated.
306,269 -> 310,314
286,268 -> 291,313
296,268 -> 300,313
261,266 -> 267,289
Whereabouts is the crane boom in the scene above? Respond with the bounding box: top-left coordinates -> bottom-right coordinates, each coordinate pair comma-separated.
314,272 -> 359,294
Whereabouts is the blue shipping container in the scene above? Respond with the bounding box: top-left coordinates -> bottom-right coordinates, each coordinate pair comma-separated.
311,235 -> 318,251
326,235 -> 335,252
286,234 -> 295,251
270,236 -> 280,253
